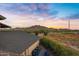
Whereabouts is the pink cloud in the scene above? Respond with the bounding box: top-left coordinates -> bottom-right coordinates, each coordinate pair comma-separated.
0,10 -> 79,29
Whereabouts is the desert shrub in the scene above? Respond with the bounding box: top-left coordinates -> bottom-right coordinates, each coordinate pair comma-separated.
40,37 -> 79,56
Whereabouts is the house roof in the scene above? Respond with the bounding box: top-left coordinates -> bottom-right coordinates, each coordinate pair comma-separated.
0,23 -> 11,28
0,15 -> 6,20
0,31 -> 39,53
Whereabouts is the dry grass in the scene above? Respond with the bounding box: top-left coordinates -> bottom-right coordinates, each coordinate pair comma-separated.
47,33 -> 79,49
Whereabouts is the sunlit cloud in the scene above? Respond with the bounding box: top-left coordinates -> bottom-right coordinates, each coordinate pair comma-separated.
0,3 -> 79,29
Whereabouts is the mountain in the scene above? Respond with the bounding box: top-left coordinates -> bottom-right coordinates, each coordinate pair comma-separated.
27,25 -> 48,30
24,25 -> 58,34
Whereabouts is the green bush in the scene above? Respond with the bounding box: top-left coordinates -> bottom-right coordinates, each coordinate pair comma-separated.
40,37 -> 79,56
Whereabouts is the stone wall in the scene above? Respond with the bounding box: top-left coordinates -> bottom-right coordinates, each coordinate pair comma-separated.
0,50 -> 18,56
20,40 -> 39,56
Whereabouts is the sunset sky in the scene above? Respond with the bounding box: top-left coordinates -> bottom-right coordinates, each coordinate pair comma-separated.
0,3 -> 79,29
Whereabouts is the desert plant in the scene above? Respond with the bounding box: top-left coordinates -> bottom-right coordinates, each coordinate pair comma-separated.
40,37 -> 79,56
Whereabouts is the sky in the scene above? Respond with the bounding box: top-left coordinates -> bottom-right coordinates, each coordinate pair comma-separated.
0,3 -> 79,29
